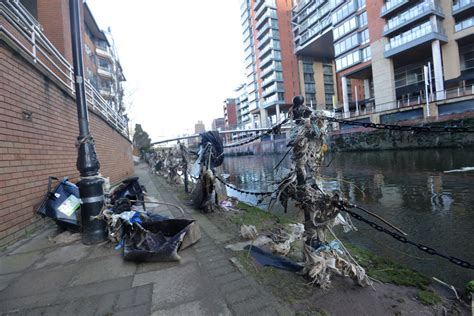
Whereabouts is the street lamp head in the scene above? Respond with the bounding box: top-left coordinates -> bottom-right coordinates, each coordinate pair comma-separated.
293,95 -> 304,106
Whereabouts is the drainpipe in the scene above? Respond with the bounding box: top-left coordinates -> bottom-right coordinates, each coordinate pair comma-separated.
70,0 -> 107,245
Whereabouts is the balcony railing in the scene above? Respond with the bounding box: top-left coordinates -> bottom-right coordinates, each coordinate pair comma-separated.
0,0 -> 128,137
385,21 -> 443,51
95,46 -> 112,60
453,0 -> 474,14
383,0 -> 443,35
380,0 -> 409,17
455,16 -> 474,32
297,15 -> 331,47
337,85 -> 474,120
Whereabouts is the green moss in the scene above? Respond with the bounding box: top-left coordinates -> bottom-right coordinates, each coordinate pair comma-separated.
176,192 -> 190,201
416,290 -> 441,305
466,280 -> 474,295
344,244 -> 431,289
230,202 -> 293,231
296,309 -> 332,316
236,251 -> 314,305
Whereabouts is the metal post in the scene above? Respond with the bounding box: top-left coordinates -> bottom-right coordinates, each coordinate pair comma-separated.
69,0 -> 107,245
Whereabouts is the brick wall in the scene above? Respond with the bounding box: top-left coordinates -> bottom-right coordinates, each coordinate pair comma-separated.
0,42 -> 133,246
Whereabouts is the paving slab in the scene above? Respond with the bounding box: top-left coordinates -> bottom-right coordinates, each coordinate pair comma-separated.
0,273 -> 20,291
0,251 -> 43,275
33,242 -> 92,269
133,262 -> 203,310
152,299 -> 231,316
69,255 -> 136,286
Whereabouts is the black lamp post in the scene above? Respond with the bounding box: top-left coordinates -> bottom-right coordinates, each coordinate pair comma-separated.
69,0 -> 107,245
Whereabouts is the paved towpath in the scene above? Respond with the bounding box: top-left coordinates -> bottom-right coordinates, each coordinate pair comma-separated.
0,163 -> 291,315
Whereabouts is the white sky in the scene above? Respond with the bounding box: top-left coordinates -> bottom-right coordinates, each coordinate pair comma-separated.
86,0 -> 246,141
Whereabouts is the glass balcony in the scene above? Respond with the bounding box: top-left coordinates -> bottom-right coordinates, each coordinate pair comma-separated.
260,51 -> 282,68
453,0 -> 474,15
261,62 -> 282,77
258,29 -> 280,49
298,15 -> 332,46
383,0 -> 443,36
380,0 -> 410,18
257,20 -> 279,39
259,41 -> 280,58
262,82 -> 284,98
384,21 -> 447,57
455,16 -> 474,32
256,9 -> 278,29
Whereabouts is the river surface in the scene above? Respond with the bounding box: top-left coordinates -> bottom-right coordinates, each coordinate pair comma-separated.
218,148 -> 474,289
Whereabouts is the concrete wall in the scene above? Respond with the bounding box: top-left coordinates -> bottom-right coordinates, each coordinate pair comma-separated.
0,42 -> 133,246
371,40 -> 396,107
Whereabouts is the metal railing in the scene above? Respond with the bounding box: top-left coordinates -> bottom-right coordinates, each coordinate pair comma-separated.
335,85 -> 474,119
0,0 -> 129,138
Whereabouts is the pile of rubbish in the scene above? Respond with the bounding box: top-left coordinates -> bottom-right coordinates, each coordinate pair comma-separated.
36,176 -> 200,262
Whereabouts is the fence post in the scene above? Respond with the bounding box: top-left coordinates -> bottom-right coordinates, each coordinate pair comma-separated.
31,29 -> 37,63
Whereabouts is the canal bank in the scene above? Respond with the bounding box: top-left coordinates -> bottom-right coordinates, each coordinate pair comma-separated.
219,148 -> 474,291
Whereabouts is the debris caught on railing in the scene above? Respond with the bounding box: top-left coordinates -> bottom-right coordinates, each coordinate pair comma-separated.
241,224 -> 258,240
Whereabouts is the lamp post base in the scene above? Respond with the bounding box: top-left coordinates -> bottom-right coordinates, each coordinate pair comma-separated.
77,177 -> 107,245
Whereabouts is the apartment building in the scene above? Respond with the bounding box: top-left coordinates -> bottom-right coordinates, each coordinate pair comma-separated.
235,84 -> 254,129
240,0 -> 301,127
18,0 -> 126,113
292,0 -> 474,120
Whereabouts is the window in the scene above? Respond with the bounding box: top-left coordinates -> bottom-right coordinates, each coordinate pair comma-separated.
333,16 -> 357,40
360,28 -> 369,44
358,11 -> 367,27
303,62 -> 314,73
304,73 -> 314,82
460,43 -> 474,70
335,50 -> 361,71
305,83 -> 316,93
334,32 -> 359,56
98,57 -> 110,70
332,0 -> 356,25
361,46 -> 371,62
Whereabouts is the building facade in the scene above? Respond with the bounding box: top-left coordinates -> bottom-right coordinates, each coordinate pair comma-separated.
18,0 -> 126,113
240,0 -> 301,127
290,0 -> 474,121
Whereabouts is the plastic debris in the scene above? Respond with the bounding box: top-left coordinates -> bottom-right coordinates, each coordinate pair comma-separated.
245,245 -> 303,272
36,177 -> 81,230
225,236 -> 273,252
240,224 -> 258,240
48,230 -> 81,244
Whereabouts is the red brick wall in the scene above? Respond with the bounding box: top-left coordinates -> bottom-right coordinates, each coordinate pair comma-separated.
0,42 -> 133,246
37,0 -> 73,63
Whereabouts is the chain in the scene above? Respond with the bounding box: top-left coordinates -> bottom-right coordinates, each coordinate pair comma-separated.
215,175 -> 274,196
341,205 -> 474,270
223,118 -> 289,149
325,117 -> 474,133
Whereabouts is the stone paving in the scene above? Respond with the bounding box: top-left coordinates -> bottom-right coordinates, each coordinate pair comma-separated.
0,164 -> 291,315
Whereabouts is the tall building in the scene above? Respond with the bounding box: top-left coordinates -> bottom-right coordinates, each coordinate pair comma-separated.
194,120 -> 206,134
223,98 -> 238,129
291,0 -> 474,120
240,0 -> 301,127
212,118 -> 225,131
236,84 -> 254,129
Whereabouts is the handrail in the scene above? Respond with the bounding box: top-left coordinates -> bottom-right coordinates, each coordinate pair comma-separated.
0,0 -> 129,138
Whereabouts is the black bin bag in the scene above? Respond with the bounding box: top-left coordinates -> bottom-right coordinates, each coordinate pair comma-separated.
36,177 -> 81,230
123,218 -> 201,262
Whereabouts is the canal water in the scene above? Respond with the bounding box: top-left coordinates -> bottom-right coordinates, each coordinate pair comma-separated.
219,148 -> 474,289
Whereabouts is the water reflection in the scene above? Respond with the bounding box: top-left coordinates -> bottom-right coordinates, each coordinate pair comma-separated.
220,148 -> 474,288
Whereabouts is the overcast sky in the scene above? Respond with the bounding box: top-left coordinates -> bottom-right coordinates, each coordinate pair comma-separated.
87,0 -> 246,141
